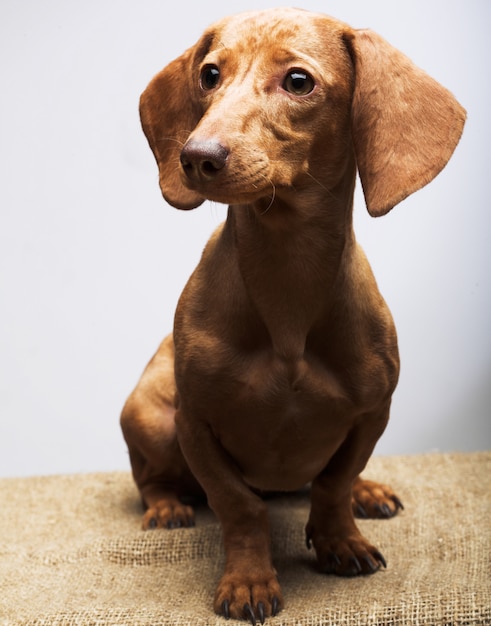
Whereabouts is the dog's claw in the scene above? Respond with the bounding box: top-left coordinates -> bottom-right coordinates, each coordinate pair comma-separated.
391,495 -> 404,511
362,555 -> 380,573
347,556 -> 362,575
148,517 -> 157,529
257,602 -> 265,624
164,516 -> 194,529
382,504 -> 392,517
243,603 -> 256,625
355,504 -> 368,518
328,552 -> 342,571
373,504 -> 384,517
271,596 -> 280,617
221,600 -> 230,620
374,550 -> 387,568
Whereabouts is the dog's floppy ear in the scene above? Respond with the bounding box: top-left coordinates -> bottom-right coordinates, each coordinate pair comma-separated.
346,29 -> 466,217
139,40 -> 209,210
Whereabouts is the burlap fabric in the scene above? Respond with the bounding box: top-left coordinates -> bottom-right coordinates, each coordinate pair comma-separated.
1,452 -> 490,625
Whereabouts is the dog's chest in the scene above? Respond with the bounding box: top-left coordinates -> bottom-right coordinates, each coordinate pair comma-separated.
208,352 -> 356,491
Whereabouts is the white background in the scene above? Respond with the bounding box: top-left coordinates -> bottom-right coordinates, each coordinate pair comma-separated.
1,0 -> 489,478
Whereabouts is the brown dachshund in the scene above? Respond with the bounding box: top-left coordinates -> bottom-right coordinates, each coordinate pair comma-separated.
121,8 -> 465,624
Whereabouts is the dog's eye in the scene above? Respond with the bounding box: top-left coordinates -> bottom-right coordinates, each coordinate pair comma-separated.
282,70 -> 315,96
200,64 -> 220,90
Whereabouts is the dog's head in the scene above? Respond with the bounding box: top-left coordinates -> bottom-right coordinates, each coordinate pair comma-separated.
140,8 -> 465,216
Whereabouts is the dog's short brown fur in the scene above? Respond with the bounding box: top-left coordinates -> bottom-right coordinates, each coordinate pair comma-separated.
121,8 -> 465,623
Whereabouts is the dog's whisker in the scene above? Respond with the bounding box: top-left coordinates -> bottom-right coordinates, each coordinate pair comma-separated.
305,172 -> 337,200
258,178 -> 276,215
156,136 -> 187,147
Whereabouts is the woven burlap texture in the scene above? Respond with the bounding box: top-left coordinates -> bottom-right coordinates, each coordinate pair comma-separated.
1,452 -> 490,626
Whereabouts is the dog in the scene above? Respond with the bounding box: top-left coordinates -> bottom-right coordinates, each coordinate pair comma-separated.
121,8 -> 465,624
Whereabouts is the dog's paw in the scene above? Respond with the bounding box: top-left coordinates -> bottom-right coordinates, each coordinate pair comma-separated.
142,499 -> 195,530
352,478 -> 404,519
214,569 -> 283,624
306,523 -> 386,577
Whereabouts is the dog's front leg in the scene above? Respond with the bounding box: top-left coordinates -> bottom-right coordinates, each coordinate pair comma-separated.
214,501 -> 282,624
306,406 -> 391,577
175,408 -> 283,623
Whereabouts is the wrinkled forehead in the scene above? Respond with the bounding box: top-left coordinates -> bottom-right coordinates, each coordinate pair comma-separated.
201,8 -> 350,71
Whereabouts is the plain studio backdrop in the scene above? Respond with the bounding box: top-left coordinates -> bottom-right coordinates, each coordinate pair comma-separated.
0,0 -> 489,478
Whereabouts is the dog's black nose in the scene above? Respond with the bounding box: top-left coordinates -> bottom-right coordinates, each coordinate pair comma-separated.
180,139 -> 229,181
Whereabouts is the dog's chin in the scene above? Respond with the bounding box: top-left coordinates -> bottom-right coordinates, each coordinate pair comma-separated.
183,181 -> 276,208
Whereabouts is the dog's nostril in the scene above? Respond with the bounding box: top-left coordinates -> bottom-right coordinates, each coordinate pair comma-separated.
180,139 -> 229,179
202,160 -> 220,174
180,155 -> 192,170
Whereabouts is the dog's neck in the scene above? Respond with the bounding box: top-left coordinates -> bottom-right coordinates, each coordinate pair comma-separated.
228,185 -> 355,360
